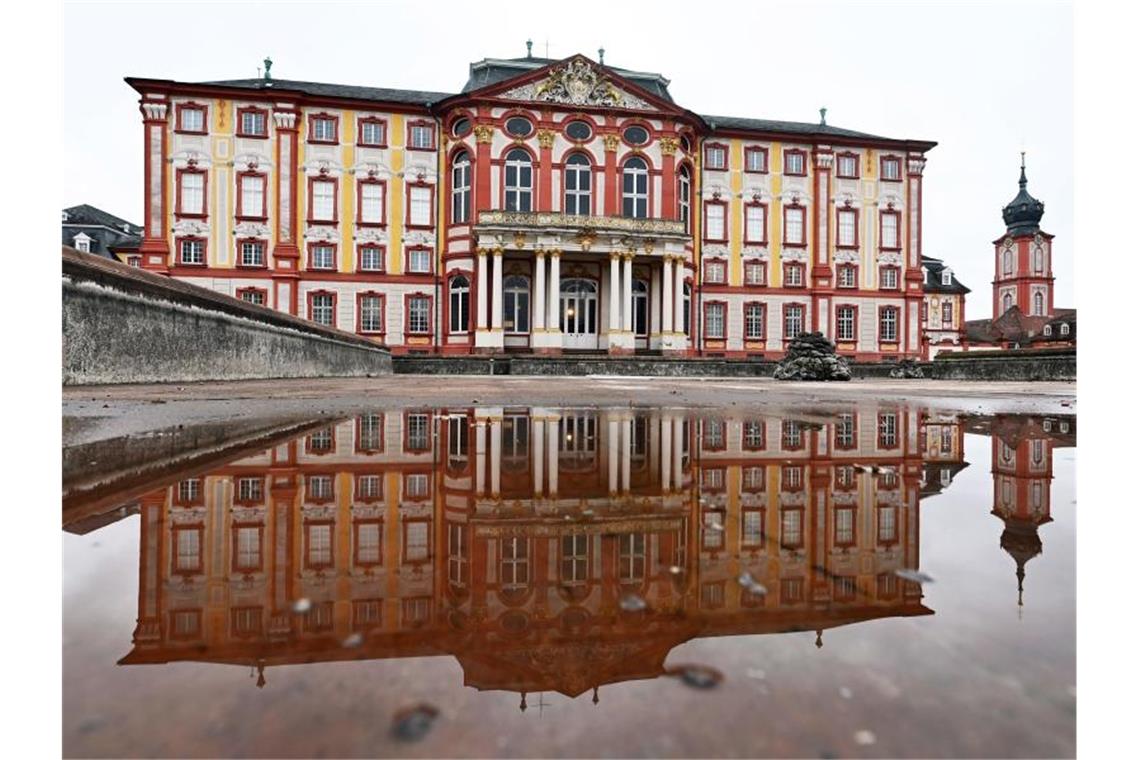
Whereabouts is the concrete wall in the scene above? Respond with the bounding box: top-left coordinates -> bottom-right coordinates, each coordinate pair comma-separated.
931,349 -> 1076,382
63,247 -> 392,385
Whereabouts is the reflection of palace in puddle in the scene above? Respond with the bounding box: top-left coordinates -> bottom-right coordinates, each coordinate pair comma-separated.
119,405 -> 971,697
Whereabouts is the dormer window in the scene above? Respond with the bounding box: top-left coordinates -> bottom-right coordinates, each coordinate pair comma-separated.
1044,325 -> 1052,336
1060,323 -> 1070,336
942,270 -> 952,286
73,233 -> 92,253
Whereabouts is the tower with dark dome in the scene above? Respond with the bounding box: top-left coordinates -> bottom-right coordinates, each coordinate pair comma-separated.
992,154 -> 1055,319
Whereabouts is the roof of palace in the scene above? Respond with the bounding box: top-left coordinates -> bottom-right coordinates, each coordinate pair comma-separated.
462,55 -> 675,102
61,204 -> 141,259
921,256 -> 971,295
964,306 -> 1076,346
197,78 -> 453,106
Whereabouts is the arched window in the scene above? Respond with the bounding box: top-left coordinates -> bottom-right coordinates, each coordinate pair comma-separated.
504,149 -> 532,212
632,279 -> 649,336
622,157 -> 648,218
1060,322 -> 1070,336
503,275 -> 530,334
1033,291 -> 1044,316
678,166 -> 691,232
1003,249 -> 1013,275
449,275 -> 470,333
1044,324 -> 1052,337
1002,292 -> 1013,314
1034,247 -> 1045,273
451,150 -> 471,223
563,153 -> 592,215
682,282 -> 692,337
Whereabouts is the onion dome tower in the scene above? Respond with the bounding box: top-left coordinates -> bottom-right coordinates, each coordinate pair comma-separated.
992,153 -> 1055,319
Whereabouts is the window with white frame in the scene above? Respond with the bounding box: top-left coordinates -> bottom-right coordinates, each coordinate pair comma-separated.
175,528 -> 201,572
359,294 -> 384,333
942,270 -> 952,286
744,260 -> 766,286
879,307 -> 898,342
308,475 -> 333,500
561,534 -> 589,586
835,508 -> 855,545
179,105 -> 205,132
1060,322 -> 1070,336
745,147 -> 768,173
311,116 -> 337,142
743,420 -> 765,448
451,151 -> 471,223
238,289 -> 265,305
705,302 -> 726,339
449,275 -> 470,333
618,533 -> 646,583
179,238 -> 205,265
179,172 -> 205,215
704,259 -> 726,284
942,300 -> 953,325
835,414 -> 855,448
837,265 -> 857,288
881,157 -> 902,180
356,522 -> 381,564
409,185 -> 431,227
360,182 -> 385,224
881,212 -> 899,248
239,110 -> 267,137
359,245 -> 383,272
408,248 -> 431,273
405,413 -> 430,451
622,157 -> 649,218
837,154 -> 858,178
745,204 -> 766,242
408,295 -> 431,333
784,206 -> 805,245
784,262 -> 804,287
878,413 -> 898,447
678,167 -> 691,232
235,526 -> 261,571
503,275 -> 530,333
784,304 -> 804,339
837,208 -> 858,247
357,414 -> 383,452
360,119 -> 386,146
880,266 -> 899,289
784,151 -> 806,175
178,479 -> 201,502
564,153 -> 591,215
410,124 -> 434,149
310,244 -> 335,270
309,293 -> 334,326
836,305 -> 856,342
501,537 -> 530,588
405,474 -> 429,498
705,202 -> 726,240
504,149 -> 532,212
72,234 -> 91,252
307,524 -> 332,567
743,465 -> 766,490
744,303 -> 765,339
705,144 -> 726,170
780,509 -> 803,549
1033,291 -> 1045,316
238,174 -> 264,218
311,179 -> 335,221
240,240 -> 265,267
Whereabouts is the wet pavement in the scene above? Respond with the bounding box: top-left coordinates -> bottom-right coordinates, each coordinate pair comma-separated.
63,400 -> 1076,758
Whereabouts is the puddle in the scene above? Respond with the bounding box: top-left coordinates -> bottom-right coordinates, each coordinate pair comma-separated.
62,403 -> 1076,758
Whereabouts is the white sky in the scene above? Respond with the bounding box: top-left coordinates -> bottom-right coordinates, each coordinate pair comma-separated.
63,0 -> 1073,321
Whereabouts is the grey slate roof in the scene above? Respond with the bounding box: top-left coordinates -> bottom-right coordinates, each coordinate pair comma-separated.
462,57 -> 675,102
921,255 -> 971,295
701,115 -> 889,141
199,78 -> 452,107
62,204 -> 141,259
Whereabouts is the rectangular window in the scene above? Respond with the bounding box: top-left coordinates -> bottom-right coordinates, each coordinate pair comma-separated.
742,510 -> 765,547
837,208 -> 858,247
353,599 -> 383,630
408,248 -> 432,273
742,421 -> 766,449
782,465 -> 803,490
359,119 -> 386,146
744,303 -> 765,339
837,154 -> 859,178
705,302 -> 725,339
239,240 -> 265,267
308,475 -> 333,500
704,259 -> 725,284
310,244 -> 335,270
359,182 -> 385,225
409,185 -> 432,227
178,105 -> 205,133
880,267 -> 899,289
784,206 -> 805,245
405,473 -> 429,498
784,304 -> 804,339
835,414 -> 856,448
837,265 -> 857,288
881,156 -> 902,180
784,150 -> 806,175
238,109 -> 267,137
357,414 -> 384,453
881,211 -> 900,249
235,526 -> 261,571
879,307 -> 898,342
356,474 -> 383,499
310,115 -> 337,143
409,124 -> 434,150
942,300 -> 954,325
835,508 -> 855,545
705,145 -> 727,170
178,479 -> 201,503
356,522 -> 381,565
404,522 -> 429,562
704,202 -> 726,241
878,413 -> 898,448
408,296 -> 431,333
744,261 -> 766,286
836,305 -> 856,342
179,171 -> 205,216
745,204 -> 767,243
238,288 -> 266,305
359,294 -> 384,333
743,465 -> 766,490
780,509 -> 803,549
174,528 -> 201,573
784,263 -> 804,287
311,179 -> 336,222
745,147 -> 768,173
878,506 -> 897,543
179,238 -> 205,265
359,245 -> 384,272
238,174 -> 265,219
307,523 -> 332,568
309,293 -> 335,326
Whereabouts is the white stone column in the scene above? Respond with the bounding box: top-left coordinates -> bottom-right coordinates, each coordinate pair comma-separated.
547,414 -> 560,495
491,248 -> 504,332
547,251 -> 561,335
621,415 -> 632,493
532,415 -> 545,495
662,256 -> 675,335
650,264 -> 661,345
476,248 -> 489,330
490,416 -> 502,496
534,251 -> 546,333
660,413 -> 673,492
622,253 -> 634,333
609,253 -> 621,335
475,418 -> 487,495
672,415 -> 684,485
607,415 -> 620,494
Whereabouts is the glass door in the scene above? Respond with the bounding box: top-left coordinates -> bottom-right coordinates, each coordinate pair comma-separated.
560,279 -> 598,349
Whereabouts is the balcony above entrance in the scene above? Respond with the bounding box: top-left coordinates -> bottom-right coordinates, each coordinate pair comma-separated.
475,210 -> 690,258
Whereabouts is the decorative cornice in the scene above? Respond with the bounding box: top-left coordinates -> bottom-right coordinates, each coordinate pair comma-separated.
908,156 -> 927,176
272,111 -> 297,130
140,101 -> 168,122
477,210 -> 686,237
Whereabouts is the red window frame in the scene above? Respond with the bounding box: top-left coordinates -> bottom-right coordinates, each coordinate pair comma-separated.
744,260 -> 767,287
353,519 -> 384,568
231,522 -> 264,574
356,291 -> 386,335
175,102 -> 208,135
783,261 -> 805,288
171,525 -> 204,576
175,235 -> 207,267
356,178 -> 387,227
236,106 -> 269,139
236,286 -> 269,305
307,289 -> 338,327
835,303 -> 859,342
704,142 -> 728,170
880,155 -> 903,182
783,204 -> 806,247
355,414 -> 386,454
877,412 -> 900,448
703,300 -> 728,340
743,201 -> 768,244
942,299 -> 954,326
175,166 -> 208,218
836,152 -> 860,179
879,265 -> 900,290
405,246 -> 434,275
357,244 -> 386,273
783,149 -> 807,176
235,171 -> 268,221
406,120 -> 436,151
402,518 -> 433,564
169,609 -> 202,640
307,176 -> 339,224
307,242 -> 338,271
782,302 -> 806,340
744,146 -> 769,174
922,300 -> 929,323
743,301 -> 767,340
405,293 -> 434,335
741,420 -> 767,452
304,520 -> 335,571
236,237 -> 268,269
878,305 -> 900,343
703,199 -> 728,242
357,116 -> 389,148
833,413 -> 859,450
307,112 -> 339,144
702,257 -> 727,284
836,207 -> 859,249
405,183 -> 436,229
879,209 -> 902,250
836,263 -> 858,288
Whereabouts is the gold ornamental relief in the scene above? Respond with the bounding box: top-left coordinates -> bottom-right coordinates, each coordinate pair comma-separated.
473,125 -> 494,144
659,136 -> 679,156
537,130 -> 556,149
603,134 -> 621,152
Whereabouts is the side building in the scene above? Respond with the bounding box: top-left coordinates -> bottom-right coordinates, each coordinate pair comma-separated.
920,255 -> 970,357
126,50 -> 936,358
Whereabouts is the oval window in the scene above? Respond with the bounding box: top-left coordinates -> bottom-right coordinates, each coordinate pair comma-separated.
451,117 -> 471,137
623,125 -> 649,145
565,120 -> 592,141
505,117 -> 532,136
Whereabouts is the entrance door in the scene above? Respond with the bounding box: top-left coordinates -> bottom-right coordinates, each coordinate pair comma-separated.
560,279 -> 598,349
632,279 -> 649,350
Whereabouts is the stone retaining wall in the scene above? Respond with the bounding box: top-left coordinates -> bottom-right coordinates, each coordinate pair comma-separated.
63,247 -> 392,385
931,349 -> 1076,381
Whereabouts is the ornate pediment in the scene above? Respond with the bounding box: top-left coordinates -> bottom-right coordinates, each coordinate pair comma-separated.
499,59 -> 652,110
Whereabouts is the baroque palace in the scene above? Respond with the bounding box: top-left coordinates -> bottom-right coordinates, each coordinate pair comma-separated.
126,48 -> 936,358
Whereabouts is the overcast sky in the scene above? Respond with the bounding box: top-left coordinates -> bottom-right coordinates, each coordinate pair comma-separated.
63,0 -> 1073,321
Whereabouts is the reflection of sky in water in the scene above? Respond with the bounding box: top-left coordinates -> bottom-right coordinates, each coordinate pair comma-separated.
63,406 -> 1075,758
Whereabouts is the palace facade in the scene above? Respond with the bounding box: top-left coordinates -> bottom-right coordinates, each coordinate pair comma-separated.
126,50 -> 936,358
